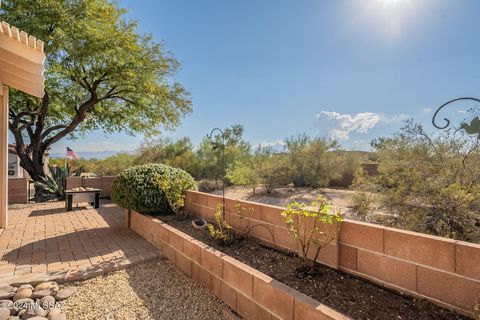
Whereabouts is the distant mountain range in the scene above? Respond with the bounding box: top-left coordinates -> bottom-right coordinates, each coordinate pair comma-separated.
50,150 -> 133,160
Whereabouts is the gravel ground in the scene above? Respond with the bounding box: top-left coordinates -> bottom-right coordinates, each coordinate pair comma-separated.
63,257 -> 229,320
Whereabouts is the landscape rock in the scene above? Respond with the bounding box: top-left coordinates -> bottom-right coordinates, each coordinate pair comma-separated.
19,307 -> 35,319
38,296 -> 55,310
0,285 -> 15,293
33,283 -> 58,293
14,299 -> 34,312
26,317 -> 47,320
0,307 -> 9,320
0,300 -> 13,309
17,286 -> 32,292
54,288 -> 76,301
0,284 -> 12,291
46,309 -> 62,320
46,312 -> 65,320
13,289 -> 32,302
30,290 -> 51,300
0,287 -> 16,300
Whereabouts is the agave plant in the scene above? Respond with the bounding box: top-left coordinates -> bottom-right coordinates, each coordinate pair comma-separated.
33,163 -> 71,200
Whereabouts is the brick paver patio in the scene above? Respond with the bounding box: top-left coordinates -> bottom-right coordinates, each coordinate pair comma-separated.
0,200 -> 161,285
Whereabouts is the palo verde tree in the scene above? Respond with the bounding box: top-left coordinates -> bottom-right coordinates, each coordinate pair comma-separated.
0,1 -> 191,188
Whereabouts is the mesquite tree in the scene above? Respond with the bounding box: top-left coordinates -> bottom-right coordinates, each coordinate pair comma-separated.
0,0 -> 191,187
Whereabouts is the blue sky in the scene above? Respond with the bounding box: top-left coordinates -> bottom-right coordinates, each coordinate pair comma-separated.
50,0 -> 480,154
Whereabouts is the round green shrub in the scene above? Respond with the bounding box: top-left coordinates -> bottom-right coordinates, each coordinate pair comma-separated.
112,163 -> 197,215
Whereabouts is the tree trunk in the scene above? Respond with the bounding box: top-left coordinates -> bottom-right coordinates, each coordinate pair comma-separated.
16,148 -> 48,201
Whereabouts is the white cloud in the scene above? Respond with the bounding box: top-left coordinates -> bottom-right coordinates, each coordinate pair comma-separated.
315,111 -> 380,140
315,111 -> 410,140
380,113 -> 410,123
258,139 -> 286,148
420,108 -> 433,115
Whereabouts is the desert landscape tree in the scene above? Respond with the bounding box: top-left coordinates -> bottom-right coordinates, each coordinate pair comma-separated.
1,0 -> 191,189
356,120 -> 480,242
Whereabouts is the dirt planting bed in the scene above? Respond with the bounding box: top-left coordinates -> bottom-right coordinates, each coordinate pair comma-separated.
165,217 -> 470,320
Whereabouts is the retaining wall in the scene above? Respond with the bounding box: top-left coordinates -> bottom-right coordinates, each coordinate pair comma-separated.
8,178 -> 28,204
184,190 -> 480,317
128,209 -> 349,320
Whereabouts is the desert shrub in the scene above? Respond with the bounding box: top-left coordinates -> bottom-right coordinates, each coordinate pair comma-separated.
284,135 -> 344,188
282,196 -> 343,273
207,204 -> 234,245
359,121 -> 480,242
112,163 -> 197,215
351,192 -> 375,222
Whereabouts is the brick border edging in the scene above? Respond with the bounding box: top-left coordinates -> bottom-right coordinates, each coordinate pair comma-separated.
0,251 -> 159,287
127,209 -> 350,320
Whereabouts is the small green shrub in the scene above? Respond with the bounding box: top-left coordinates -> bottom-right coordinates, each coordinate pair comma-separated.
112,163 -> 197,215
282,196 -> 343,273
207,204 -> 234,245
351,192 -> 374,222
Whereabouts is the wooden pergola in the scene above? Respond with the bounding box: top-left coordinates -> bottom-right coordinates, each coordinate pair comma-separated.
0,19 -> 45,227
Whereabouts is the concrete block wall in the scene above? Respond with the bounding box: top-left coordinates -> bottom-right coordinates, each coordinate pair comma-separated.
7,178 -> 28,204
184,190 -> 480,317
128,209 -> 348,320
66,176 -> 116,198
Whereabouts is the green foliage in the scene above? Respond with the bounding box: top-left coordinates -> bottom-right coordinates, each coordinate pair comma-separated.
361,120 -> 480,242
207,204 -> 234,245
282,196 -> 343,272
136,137 -> 200,178
197,124 -> 251,184
112,164 -> 197,215
1,0 -> 191,181
285,135 -> 353,188
351,192 -> 374,222
257,151 -> 292,193
226,160 -> 260,194
33,163 -> 71,200
460,116 -> 480,137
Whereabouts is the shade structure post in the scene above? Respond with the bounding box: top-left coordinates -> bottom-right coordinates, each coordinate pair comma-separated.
0,85 -> 8,228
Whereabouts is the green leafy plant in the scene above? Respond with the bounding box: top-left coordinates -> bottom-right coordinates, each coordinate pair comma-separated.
282,196 -> 343,273
112,164 -> 197,215
207,204 -> 234,245
33,163 -> 71,200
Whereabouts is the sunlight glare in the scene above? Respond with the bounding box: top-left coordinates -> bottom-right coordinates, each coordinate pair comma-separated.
346,0 -> 430,43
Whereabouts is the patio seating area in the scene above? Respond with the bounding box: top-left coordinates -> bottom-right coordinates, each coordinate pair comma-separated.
0,200 -> 161,285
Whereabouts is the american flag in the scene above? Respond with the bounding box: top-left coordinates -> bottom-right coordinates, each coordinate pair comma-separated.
66,147 -> 79,159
